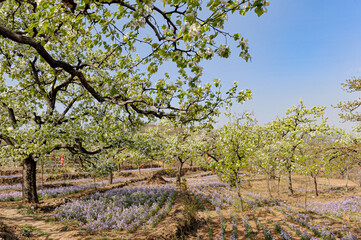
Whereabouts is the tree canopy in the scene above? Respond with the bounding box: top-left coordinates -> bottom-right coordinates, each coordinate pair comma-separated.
0,0 -> 268,125
0,0 -> 269,202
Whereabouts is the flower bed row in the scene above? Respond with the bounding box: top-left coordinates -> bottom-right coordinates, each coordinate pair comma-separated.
0,178 -> 128,201
54,184 -> 176,232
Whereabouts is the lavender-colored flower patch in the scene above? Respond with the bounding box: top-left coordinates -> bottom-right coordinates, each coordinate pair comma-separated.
0,191 -> 22,201
305,196 -> 361,218
0,174 -> 22,178
54,184 -> 176,232
0,177 -> 130,201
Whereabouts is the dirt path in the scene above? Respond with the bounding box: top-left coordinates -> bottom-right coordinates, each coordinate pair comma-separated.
0,207 -> 82,240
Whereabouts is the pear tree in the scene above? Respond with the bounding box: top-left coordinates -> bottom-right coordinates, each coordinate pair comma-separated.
266,100 -> 329,195
0,0 -> 268,203
252,126 -> 286,198
208,115 -> 259,210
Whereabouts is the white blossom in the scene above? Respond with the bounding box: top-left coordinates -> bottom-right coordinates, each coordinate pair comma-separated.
143,4 -> 153,15
123,33 -> 129,41
188,23 -> 200,38
205,47 -> 214,57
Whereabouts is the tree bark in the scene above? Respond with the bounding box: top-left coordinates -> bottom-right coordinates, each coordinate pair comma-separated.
266,172 -> 273,198
108,170 -> 113,185
345,166 -> 349,192
313,175 -> 318,197
304,175 -> 308,211
235,177 -> 244,212
176,158 -> 184,187
287,169 -> 294,195
22,155 -> 38,203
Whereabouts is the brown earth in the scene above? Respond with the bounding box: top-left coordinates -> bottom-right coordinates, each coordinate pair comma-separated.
1,172 -> 361,239
0,177 -> 22,185
146,175 -> 168,185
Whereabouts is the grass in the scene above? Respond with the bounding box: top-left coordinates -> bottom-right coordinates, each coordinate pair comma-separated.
20,224 -> 47,237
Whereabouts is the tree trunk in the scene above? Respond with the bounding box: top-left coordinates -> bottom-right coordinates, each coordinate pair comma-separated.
304,175 -> 308,211
108,170 -> 113,185
287,169 -> 294,195
22,155 -> 38,203
176,159 -> 184,187
138,166 -> 141,178
277,175 -> 281,196
345,166 -> 349,192
235,178 -> 244,211
266,172 -> 273,198
313,175 -> 318,197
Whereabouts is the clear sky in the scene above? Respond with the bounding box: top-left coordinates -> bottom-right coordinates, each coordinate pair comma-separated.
202,0 -> 361,132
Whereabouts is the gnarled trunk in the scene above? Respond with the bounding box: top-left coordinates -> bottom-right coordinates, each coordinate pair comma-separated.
22,155 -> 38,203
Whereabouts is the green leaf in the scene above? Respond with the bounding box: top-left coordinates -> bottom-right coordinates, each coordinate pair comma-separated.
110,88 -> 118,97
254,7 -> 264,17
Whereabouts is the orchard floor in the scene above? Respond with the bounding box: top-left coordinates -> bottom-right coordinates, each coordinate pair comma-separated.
0,172 -> 361,240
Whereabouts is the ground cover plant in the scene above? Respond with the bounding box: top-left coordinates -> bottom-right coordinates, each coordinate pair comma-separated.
0,177 -> 129,201
0,166 -> 360,239
1,1 -> 361,239
186,175 -> 360,240
54,184 -> 176,232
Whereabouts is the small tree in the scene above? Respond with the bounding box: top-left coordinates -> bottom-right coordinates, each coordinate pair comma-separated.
331,132 -> 360,191
253,128 -> 285,198
266,100 -> 328,196
157,122 -> 201,186
208,115 -> 259,210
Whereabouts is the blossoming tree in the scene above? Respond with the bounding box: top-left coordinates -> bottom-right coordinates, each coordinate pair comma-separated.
0,0 -> 268,203
266,100 -> 329,195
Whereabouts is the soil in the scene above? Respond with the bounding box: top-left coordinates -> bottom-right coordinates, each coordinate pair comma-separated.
43,172 -> 91,181
146,175 -> 168,184
1,171 -> 361,239
0,177 -> 22,185
0,208 -> 82,240
0,169 -> 22,176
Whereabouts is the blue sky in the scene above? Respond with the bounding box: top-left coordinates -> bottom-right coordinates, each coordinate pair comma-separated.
202,0 -> 361,131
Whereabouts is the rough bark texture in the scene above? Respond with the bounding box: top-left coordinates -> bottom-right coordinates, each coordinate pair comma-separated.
287,169 -> 294,196
22,155 -> 39,203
